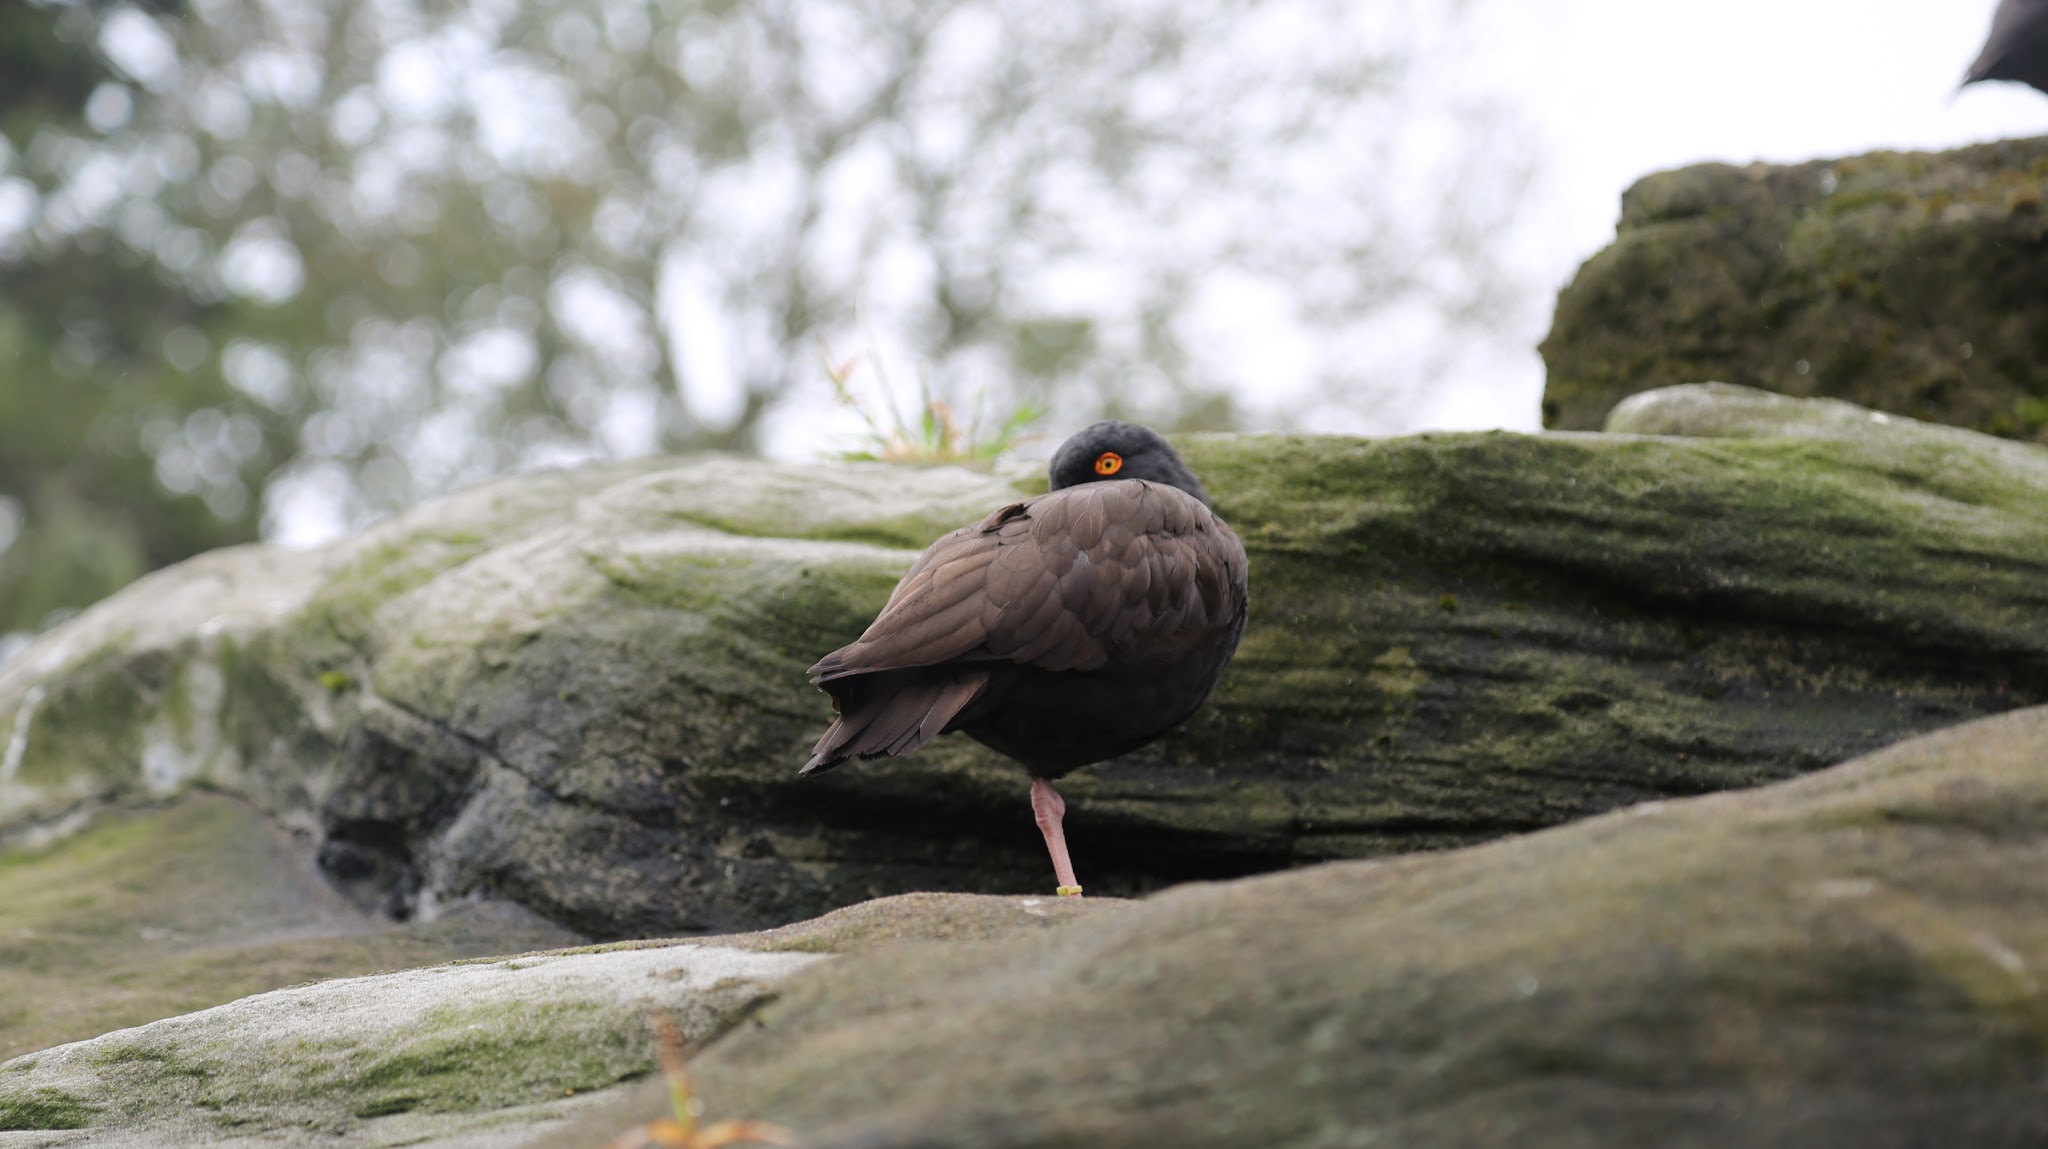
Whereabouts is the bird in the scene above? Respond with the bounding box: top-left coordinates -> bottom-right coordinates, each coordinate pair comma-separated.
798,420 -> 1250,898
1965,0 -> 2048,95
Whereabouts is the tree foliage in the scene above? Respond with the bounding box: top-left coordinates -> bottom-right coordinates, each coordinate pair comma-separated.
0,0 -> 261,640
0,0 -> 1534,640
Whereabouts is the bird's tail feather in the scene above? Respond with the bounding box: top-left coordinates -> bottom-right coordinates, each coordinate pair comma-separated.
800,670 -> 987,776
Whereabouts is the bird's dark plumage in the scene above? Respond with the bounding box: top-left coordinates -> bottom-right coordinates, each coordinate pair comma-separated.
799,422 -> 1249,891
1966,0 -> 2048,94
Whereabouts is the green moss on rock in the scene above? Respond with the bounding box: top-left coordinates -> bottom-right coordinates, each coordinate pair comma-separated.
0,941 -> 824,1143
0,1086 -> 95,1131
632,706 -> 2048,1149
0,797 -> 579,1063
1542,136 -> 2048,435
6,396 -> 2048,942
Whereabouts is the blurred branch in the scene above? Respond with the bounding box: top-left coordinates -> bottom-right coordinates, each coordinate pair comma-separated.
0,0 -> 1540,619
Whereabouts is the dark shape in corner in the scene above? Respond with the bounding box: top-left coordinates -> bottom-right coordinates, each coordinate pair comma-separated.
1965,0 -> 2048,95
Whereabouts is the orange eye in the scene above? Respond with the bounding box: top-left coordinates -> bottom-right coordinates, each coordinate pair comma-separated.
1094,452 -> 1123,476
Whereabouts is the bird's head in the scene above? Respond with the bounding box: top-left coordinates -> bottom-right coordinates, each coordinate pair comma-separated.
1048,420 -> 1212,507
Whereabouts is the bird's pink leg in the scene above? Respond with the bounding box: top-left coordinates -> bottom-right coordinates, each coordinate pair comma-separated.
1029,777 -> 1083,896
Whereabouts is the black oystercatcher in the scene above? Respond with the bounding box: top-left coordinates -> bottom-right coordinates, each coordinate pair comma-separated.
1966,0 -> 2048,94
800,421 -> 1249,897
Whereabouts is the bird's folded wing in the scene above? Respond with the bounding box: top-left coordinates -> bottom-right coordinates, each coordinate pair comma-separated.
807,517 -> 1003,681
811,482 -> 1245,682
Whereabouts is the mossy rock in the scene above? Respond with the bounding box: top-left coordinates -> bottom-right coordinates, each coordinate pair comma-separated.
0,796 -> 578,1063
4,397 -> 2048,941
549,704 -> 2048,1149
0,892 -> 1107,1147
15,707 -> 2048,1148
0,939 -> 830,1145
1541,136 -> 2048,436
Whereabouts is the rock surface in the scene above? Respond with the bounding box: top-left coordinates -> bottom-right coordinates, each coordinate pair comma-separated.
17,704 -> 2042,1148
0,943 -> 824,1147
6,392 -> 2048,937
555,704 -> 2048,1149
0,795 -> 578,1063
0,894 -> 1107,1148
1541,137 -> 2048,436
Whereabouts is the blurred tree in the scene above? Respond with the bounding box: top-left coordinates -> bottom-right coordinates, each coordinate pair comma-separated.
1,0 -> 1535,643
0,0 -> 270,641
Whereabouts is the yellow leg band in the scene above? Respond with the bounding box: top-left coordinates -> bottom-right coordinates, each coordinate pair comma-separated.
1056,884 -> 1084,897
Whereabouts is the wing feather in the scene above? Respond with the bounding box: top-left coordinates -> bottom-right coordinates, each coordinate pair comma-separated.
800,668 -> 988,774
811,480 -> 1246,683
810,520 -> 1004,680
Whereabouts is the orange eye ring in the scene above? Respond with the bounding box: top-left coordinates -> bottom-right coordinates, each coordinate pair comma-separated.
1094,452 -> 1123,476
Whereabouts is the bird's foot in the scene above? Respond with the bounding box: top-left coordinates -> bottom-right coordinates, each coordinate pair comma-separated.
1031,776 -> 1067,824
1030,777 -> 1084,896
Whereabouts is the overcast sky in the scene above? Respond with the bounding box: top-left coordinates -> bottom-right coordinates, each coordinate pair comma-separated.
1415,0 -> 2048,433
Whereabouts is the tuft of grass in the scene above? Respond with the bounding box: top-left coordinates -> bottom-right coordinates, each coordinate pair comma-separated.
604,1012 -> 795,1149
821,340 -> 1040,466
